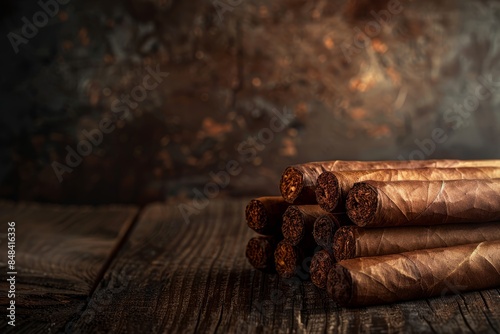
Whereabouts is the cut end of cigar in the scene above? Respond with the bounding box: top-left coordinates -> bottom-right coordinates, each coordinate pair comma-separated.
246,237 -> 275,271
245,199 -> 268,232
282,206 -> 304,246
333,226 -> 356,262
346,182 -> 378,227
310,250 -> 334,289
327,264 -> 353,307
274,240 -> 298,278
280,167 -> 303,203
313,215 -> 337,250
316,172 -> 341,212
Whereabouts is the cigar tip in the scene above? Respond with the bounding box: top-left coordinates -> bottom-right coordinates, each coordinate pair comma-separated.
282,206 -> 304,245
246,237 -> 275,271
313,215 -> 337,250
346,182 -> 378,227
274,240 -> 298,278
280,167 -> 303,203
245,199 -> 267,231
310,249 -> 334,289
316,172 -> 341,212
327,264 -> 352,306
333,226 -> 355,262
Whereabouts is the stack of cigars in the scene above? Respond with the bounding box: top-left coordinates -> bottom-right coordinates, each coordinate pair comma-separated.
244,159 -> 500,307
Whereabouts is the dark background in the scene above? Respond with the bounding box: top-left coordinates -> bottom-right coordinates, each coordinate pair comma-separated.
1,0 -> 499,205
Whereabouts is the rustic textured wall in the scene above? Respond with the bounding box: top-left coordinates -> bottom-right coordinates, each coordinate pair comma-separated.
1,0 -> 499,204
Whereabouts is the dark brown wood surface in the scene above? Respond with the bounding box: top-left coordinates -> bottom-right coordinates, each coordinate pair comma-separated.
70,199 -> 500,333
0,201 -> 138,333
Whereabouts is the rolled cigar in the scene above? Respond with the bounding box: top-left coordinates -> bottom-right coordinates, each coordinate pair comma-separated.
346,178 -> 500,227
313,215 -> 343,251
310,249 -> 334,289
274,240 -> 302,278
245,196 -> 290,235
282,205 -> 331,246
246,236 -> 281,272
327,240 -> 500,307
274,240 -> 317,279
316,167 -> 500,213
333,223 -> 500,261
280,160 -> 500,204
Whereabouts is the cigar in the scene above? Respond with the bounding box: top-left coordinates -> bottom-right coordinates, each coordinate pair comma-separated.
282,205 -> 330,246
346,178 -> 500,227
245,196 -> 290,235
327,240 -> 500,306
310,249 -> 334,289
280,160 -> 500,204
333,223 -> 500,261
316,167 -> 500,213
245,236 -> 281,272
274,240 -> 317,279
313,215 -> 342,251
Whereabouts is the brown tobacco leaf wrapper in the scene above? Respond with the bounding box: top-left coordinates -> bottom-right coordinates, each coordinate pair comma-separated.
310,249 -> 334,289
246,236 -> 281,272
347,178 -> 500,228
282,205 -> 333,246
280,160 -> 500,204
333,223 -> 500,261
274,240 -> 318,279
316,167 -> 500,213
327,240 -> 500,307
313,215 -> 343,251
245,196 -> 290,235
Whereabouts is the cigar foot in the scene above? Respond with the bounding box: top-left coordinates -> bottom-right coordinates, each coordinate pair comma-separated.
333,226 -> 356,261
346,182 -> 377,227
316,172 -> 341,212
282,206 -> 305,245
245,199 -> 268,233
327,264 -> 353,306
275,241 -> 299,278
280,167 -> 303,203
310,250 -> 334,289
313,215 -> 337,250
246,237 -> 276,272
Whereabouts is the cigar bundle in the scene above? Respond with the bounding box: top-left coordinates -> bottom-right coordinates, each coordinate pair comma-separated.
244,159 -> 500,307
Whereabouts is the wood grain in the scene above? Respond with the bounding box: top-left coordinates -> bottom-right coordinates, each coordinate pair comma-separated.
72,199 -> 500,333
0,201 -> 138,333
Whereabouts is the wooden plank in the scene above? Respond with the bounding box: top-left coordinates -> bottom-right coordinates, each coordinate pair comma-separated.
0,201 -> 138,333
72,199 -> 500,333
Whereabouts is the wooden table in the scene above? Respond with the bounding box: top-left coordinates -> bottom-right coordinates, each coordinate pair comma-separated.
1,199 -> 499,333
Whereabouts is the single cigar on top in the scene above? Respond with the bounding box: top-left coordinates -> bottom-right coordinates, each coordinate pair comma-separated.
245,236 -> 281,272
316,167 -> 500,213
245,196 -> 290,235
310,249 -> 334,289
327,240 -> 500,307
282,205 -> 330,246
280,160 -> 500,204
274,240 -> 318,279
313,215 -> 343,251
333,223 -> 500,262
346,178 -> 500,228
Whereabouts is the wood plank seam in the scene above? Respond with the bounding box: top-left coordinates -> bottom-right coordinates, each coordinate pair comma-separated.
61,207 -> 143,333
